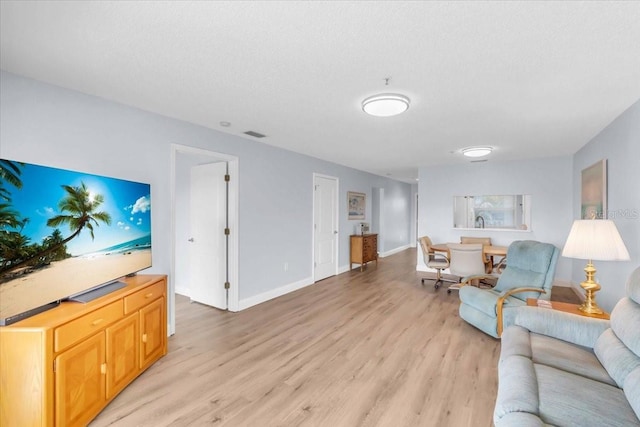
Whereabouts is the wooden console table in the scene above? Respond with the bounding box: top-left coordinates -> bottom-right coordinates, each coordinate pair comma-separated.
0,274 -> 168,426
350,234 -> 378,271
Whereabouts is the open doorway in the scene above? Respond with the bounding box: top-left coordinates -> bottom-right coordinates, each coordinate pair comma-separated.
170,145 -> 239,333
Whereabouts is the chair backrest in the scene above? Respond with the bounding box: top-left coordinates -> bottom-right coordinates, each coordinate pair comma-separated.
460,236 -> 492,245
447,243 -> 485,277
418,236 -> 434,263
460,236 -> 492,268
494,240 -> 559,301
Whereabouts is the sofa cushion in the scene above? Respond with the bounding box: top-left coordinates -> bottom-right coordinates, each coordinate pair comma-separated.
459,286 -> 525,317
531,333 -> 615,386
501,326 -> 615,386
536,364 -> 640,427
610,297 -> 640,357
459,302 -> 499,338
494,411 -> 549,427
626,368 -> 640,420
627,267 -> 640,305
595,328 -> 640,389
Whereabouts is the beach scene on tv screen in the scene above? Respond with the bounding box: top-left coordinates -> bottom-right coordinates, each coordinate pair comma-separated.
0,159 -> 151,321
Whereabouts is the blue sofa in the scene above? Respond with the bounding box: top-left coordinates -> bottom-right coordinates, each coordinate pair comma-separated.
495,266 -> 640,426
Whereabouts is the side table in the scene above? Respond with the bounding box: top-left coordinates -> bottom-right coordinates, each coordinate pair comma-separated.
526,298 -> 610,320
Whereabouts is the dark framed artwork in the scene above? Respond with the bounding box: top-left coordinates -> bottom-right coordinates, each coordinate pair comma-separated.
347,191 -> 366,220
581,159 -> 607,219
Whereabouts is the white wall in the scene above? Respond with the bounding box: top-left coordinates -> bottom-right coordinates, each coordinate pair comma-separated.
571,99 -> 640,312
417,156 -> 574,280
0,71 -> 414,327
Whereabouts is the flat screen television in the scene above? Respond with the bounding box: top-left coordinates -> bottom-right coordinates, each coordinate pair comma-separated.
0,158 -> 152,325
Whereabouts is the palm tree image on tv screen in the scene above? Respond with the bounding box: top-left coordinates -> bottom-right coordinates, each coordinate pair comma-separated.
0,159 -> 152,323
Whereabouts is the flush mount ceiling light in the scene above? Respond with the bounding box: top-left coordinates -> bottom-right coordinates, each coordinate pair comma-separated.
362,93 -> 410,117
462,147 -> 493,158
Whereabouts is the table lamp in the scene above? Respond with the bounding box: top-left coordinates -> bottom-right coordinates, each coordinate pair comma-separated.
562,219 -> 630,314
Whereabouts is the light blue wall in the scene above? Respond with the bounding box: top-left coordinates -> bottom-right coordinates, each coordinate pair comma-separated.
0,71 -> 413,315
572,99 -> 640,312
417,156 -> 574,280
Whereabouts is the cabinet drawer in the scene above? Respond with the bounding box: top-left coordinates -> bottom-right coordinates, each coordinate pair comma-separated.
124,280 -> 165,314
54,301 -> 123,352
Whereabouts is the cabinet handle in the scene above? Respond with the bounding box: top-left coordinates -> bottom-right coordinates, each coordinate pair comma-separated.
92,318 -> 104,326
142,333 -> 148,343
101,363 -> 107,375
145,292 -> 154,298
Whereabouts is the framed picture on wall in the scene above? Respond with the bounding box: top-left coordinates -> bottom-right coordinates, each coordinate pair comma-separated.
581,159 -> 607,219
347,191 -> 366,220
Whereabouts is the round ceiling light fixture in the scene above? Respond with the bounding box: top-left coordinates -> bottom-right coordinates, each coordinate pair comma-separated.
462,146 -> 493,158
362,93 -> 410,117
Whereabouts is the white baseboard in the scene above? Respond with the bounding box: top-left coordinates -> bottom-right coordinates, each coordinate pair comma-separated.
338,264 -> 352,274
552,279 -> 572,287
238,276 -> 314,310
379,244 -> 411,258
175,286 -> 190,298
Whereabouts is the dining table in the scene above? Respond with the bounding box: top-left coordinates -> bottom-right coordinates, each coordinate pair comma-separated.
431,242 -> 508,273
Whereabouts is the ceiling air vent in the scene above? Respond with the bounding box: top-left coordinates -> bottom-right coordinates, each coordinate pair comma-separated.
470,159 -> 488,163
244,131 -> 266,138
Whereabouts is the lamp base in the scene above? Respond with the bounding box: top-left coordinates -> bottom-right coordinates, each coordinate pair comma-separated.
578,290 -> 604,315
578,261 -> 604,315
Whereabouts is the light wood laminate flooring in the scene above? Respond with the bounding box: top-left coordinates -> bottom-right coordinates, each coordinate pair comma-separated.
91,248 -> 500,427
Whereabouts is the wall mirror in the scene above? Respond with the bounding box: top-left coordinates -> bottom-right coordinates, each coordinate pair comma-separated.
453,195 -> 532,231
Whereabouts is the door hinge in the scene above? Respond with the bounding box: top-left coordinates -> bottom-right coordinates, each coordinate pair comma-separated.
224,174 -> 230,182
224,282 -> 230,290
224,228 -> 230,235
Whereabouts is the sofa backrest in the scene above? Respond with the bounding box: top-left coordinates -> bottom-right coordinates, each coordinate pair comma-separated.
494,240 -> 559,301
595,266 -> 640,420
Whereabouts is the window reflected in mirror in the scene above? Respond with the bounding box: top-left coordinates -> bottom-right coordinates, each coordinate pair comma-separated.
453,195 -> 531,230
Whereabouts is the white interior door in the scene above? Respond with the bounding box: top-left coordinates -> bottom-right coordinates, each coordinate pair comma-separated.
189,162 -> 227,309
314,175 -> 338,281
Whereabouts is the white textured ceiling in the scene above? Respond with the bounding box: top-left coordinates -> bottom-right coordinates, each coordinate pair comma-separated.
1,1 -> 639,182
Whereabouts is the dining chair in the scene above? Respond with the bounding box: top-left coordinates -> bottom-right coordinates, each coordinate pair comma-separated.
460,236 -> 493,273
418,236 -> 455,290
446,243 -> 487,293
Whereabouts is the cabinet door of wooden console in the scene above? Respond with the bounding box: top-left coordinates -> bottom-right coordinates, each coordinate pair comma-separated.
106,313 -> 139,399
140,297 -> 166,370
55,332 -> 106,426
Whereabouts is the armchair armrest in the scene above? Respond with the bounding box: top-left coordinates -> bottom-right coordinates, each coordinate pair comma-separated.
458,273 -> 500,288
430,253 -> 449,263
496,287 -> 547,337
508,306 -> 610,348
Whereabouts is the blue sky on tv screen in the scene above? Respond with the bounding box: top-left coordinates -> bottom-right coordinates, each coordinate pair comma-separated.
4,161 -> 151,257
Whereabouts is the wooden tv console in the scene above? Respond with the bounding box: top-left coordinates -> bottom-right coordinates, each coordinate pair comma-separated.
0,274 -> 167,426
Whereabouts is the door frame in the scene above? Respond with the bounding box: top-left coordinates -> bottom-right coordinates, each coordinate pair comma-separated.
170,144 -> 239,333
312,173 -> 339,282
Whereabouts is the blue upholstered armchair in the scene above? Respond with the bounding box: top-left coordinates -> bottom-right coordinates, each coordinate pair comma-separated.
458,240 -> 559,338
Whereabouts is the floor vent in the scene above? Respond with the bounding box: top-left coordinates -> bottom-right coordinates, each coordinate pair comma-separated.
244,131 -> 266,138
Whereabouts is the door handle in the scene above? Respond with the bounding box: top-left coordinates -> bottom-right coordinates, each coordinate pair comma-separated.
188,238 -> 194,242
334,231 -> 338,234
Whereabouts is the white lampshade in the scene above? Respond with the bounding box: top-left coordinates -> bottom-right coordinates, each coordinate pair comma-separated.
562,219 -> 630,261
362,93 -> 410,117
